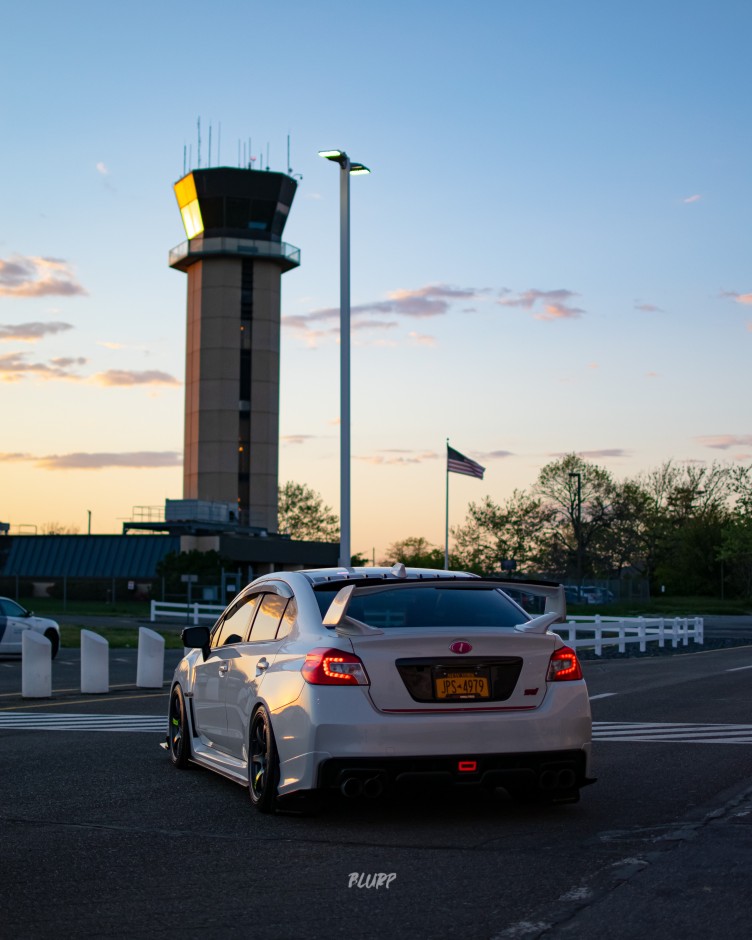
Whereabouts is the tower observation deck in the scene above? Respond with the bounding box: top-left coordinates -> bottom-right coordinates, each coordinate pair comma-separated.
170,167 -> 300,532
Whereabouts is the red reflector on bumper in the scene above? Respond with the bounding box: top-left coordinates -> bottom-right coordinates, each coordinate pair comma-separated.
458,761 -> 477,773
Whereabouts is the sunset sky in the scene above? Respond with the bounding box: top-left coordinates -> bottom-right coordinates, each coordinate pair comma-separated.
1,0 -> 750,559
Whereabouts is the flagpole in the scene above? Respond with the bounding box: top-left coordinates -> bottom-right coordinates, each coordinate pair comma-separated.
444,438 -> 450,570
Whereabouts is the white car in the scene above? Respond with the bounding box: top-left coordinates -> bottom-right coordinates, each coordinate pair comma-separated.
167,566 -> 594,812
0,597 -> 61,658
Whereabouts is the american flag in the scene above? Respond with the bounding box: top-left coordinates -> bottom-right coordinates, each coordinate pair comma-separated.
447,445 -> 485,480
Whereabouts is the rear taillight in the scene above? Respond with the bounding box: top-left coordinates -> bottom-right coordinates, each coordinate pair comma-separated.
302,648 -> 370,686
547,646 -> 583,682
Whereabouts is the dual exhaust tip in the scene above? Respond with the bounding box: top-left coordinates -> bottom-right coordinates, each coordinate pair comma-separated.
539,768 -> 577,791
340,775 -> 385,799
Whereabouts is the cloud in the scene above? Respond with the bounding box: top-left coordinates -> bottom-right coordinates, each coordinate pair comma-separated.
90,369 -> 180,387
0,255 -> 87,298
0,451 -> 182,470
548,449 -> 631,459
352,319 -> 398,332
408,331 -> 437,347
281,434 -> 316,445
498,288 -> 585,320
720,290 -> 752,306
695,434 -> 752,450
96,162 -> 110,176
634,302 -> 664,313
0,351 -> 86,381
646,371 -> 659,378
0,321 -> 73,342
356,450 -> 439,466
476,450 -> 514,460
683,194 -> 702,204
283,284 -> 489,340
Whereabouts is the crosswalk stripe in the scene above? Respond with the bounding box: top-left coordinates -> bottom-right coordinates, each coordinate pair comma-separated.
0,712 -> 164,732
1,713 -> 750,743
594,721 -> 752,744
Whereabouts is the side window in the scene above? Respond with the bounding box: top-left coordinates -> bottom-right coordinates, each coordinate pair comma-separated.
276,598 -> 297,640
212,594 -> 261,648
249,594 -> 288,642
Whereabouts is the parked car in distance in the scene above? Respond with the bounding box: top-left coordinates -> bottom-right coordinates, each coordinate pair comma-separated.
166,566 -> 594,814
0,597 -> 61,658
565,586 -> 616,606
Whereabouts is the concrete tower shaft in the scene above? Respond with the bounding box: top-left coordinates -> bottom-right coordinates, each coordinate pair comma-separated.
170,167 -> 300,532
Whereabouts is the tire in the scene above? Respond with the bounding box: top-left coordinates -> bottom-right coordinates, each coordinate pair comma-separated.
276,789 -> 323,817
248,707 -> 280,813
168,684 -> 191,768
44,629 -> 59,660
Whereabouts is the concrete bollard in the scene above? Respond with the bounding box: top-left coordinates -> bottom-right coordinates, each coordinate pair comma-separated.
22,631 -> 52,698
136,627 -> 165,689
81,630 -> 109,693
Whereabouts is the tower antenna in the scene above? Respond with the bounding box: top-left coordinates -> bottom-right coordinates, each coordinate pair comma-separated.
208,123 -> 212,167
197,117 -> 202,169
287,134 -> 291,174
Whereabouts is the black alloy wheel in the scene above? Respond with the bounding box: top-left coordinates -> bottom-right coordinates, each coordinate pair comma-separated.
168,685 -> 190,768
249,707 -> 280,813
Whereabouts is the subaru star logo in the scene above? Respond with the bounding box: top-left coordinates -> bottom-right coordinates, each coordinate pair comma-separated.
449,641 -> 472,654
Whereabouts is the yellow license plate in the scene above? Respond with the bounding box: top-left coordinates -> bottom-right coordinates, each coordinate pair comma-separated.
435,672 -> 490,699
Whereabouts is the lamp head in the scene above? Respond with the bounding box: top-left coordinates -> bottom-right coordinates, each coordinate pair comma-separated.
319,150 -> 371,175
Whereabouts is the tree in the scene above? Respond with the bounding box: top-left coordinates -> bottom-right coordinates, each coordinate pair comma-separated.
534,454 -> 619,580
379,536 -> 445,569
638,461 -> 733,595
717,465 -> 752,598
452,491 -> 550,574
156,549 -> 229,593
41,522 -> 80,535
277,482 -> 339,542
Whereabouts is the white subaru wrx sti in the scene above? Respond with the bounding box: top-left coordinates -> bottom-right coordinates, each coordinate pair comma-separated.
166,567 -> 594,812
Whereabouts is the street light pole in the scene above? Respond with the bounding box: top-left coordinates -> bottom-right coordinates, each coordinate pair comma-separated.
339,155 -> 351,569
319,150 -> 370,568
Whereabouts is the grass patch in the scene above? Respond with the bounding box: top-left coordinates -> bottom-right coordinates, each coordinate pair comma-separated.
60,626 -> 185,650
15,597 -> 152,618
567,596 -> 751,617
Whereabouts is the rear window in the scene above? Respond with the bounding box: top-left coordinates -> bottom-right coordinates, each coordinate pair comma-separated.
314,586 -> 524,629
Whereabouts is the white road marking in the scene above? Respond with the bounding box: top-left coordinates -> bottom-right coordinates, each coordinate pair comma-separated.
0,712 -> 165,732
589,692 -> 618,700
726,664 -> 752,672
594,721 -> 752,744
1,714 -> 750,743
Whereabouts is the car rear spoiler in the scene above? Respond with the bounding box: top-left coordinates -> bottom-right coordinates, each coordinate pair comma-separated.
321,578 -> 567,636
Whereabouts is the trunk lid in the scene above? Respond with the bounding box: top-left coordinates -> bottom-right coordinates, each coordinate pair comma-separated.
346,628 -> 557,712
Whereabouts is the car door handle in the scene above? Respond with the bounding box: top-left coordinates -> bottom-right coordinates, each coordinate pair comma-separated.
256,658 -> 270,677
218,663 -> 229,675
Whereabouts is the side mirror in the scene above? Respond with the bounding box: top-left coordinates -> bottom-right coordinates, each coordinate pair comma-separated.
181,625 -> 211,659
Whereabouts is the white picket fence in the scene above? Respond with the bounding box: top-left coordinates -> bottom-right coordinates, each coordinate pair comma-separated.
556,615 -> 704,655
150,600 -> 224,625
150,602 -> 703,657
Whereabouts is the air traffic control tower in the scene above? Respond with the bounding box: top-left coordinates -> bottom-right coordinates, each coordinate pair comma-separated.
169,168 -> 299,533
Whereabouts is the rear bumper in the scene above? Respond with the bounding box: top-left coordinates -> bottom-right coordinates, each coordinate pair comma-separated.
317,748 -> 593,797
272,681 -> 592,796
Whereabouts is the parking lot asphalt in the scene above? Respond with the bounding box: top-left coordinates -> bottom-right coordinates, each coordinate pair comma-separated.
1,643 -> 751,938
